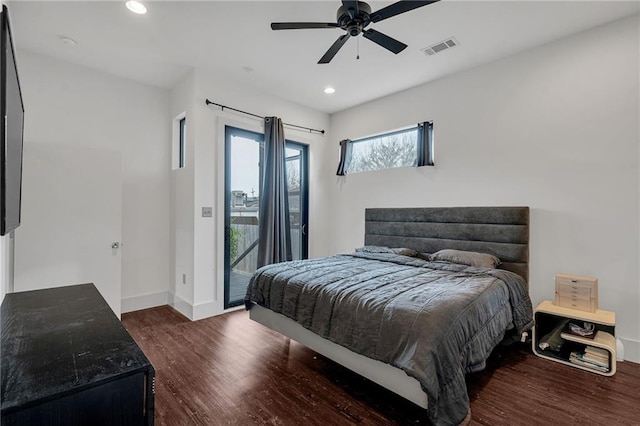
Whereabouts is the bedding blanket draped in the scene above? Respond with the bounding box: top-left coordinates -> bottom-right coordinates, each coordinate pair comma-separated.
245,252 -> 534,426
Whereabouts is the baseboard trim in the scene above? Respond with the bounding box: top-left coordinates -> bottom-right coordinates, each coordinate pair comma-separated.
121,291 -> 169,313
620,337 -> 640,364
168,292 -> 194,320
193,300 -> 225,320
166,295 -> 232,321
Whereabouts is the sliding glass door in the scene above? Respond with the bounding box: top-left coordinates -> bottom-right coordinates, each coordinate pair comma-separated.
224,126 -> 308,308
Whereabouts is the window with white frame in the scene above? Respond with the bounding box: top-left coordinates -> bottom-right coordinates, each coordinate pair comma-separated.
178,117 -> 186,168
172,113 -> 186,170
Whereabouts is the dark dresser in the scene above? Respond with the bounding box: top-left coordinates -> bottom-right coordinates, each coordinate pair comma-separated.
1,283 -> 154,425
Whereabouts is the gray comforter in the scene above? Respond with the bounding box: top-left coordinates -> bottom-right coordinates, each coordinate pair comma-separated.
245,252 -> 534,426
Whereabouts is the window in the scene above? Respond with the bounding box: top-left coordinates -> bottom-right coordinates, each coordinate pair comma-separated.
178,117 -> 186,168
337,122 -> 433,175
172,113 -> 187,170
349,127 -> 417,173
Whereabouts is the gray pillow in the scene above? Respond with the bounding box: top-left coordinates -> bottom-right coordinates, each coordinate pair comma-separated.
391,247 -> 419,257
429,249 -> 501,268
355,246 -> 418,257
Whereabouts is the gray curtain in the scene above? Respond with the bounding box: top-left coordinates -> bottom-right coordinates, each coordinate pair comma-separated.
416,121 -> 435,167
257,117 -> 292,268
336,139 -> 353,176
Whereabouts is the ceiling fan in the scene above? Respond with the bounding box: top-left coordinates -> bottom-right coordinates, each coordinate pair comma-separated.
271,0 -> 440,64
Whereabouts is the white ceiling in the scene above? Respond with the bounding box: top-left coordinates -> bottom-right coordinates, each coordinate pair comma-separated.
8,1 -> 640,114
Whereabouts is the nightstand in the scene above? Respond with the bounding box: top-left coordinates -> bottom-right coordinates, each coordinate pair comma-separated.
532,300 -> 616,376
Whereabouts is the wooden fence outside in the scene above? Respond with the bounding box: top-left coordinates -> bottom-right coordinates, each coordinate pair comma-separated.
231,224 -> 301,274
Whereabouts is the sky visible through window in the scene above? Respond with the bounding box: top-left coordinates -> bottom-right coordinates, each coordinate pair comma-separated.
230,136 -> 300,196
231,135 -> 260,197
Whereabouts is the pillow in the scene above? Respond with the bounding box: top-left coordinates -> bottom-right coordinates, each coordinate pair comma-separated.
391,247 -> 419,257
416,252 -> 432,261
429,249 -> 501,269
355,246 -> 418,257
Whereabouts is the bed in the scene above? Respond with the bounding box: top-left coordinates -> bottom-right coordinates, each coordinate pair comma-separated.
245,207 -> 533,426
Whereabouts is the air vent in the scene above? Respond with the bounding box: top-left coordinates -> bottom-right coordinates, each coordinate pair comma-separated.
421,37 -> 459,56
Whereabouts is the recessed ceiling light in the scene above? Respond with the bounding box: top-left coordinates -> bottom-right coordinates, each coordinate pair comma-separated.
126,1 -> 147,15
324,87 -> 335,94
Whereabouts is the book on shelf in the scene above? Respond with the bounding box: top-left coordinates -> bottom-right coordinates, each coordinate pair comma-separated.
580,352 -> 608,367
570,356 -> 608,372
585,346 -> 608,358
583,350 -> 608,363
569,351 -> 609,372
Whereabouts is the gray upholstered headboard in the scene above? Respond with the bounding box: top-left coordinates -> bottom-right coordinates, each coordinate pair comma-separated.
364,207 -> 529,284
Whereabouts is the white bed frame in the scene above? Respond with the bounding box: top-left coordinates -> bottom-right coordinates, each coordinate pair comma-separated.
250,304 -> 429,408
248,207 -> 530,413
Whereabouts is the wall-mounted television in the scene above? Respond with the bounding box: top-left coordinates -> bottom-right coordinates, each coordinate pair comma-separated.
1,5 -> 25,236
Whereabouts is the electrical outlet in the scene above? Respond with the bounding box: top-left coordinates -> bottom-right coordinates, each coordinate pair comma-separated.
182,273 -> 186,284
202,207 -> 213,217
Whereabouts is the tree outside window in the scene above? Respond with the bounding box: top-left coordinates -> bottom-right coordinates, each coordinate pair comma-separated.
349,129 -> 417,173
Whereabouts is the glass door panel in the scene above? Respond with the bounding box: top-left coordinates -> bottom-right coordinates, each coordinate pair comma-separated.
224,127 -> 308,308
286,143 -> 308,261
224,127 -> 262,308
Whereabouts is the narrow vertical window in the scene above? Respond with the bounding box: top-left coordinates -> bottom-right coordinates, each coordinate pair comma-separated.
179,117 -> 186,168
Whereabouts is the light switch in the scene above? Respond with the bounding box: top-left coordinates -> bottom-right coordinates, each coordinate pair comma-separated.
202,207 -> 213,217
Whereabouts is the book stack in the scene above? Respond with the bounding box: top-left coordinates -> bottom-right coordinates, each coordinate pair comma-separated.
569,346 -> 610,373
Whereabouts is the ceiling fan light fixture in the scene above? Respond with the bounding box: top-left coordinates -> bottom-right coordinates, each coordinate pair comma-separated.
271,0 -> 440,64
324,87 -> 336,94
125,1 -> 147,15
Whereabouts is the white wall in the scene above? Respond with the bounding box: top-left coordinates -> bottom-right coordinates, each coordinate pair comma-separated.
169,70 -> 196,314
329,16 -> 640,361
15,51 -> 171,311
169,68 -> 331,320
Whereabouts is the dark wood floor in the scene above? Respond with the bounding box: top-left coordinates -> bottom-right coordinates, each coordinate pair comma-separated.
122,306 -> 640,426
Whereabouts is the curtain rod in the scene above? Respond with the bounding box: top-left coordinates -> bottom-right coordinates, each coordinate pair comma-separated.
205,99 -> 325,135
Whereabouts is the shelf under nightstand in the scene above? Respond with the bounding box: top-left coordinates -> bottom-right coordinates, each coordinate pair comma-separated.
532,300 -> 616,376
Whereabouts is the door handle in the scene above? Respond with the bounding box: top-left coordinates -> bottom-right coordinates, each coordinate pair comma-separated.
301,224 -> 307,236
111,242 -> 120,249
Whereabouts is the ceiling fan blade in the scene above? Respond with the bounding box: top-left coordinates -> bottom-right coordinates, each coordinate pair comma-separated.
362,29 -> 407,54
271,22 -> 339,30
370,0 -> 440,23
341,0 -> 360,19
318,34 -> 350,64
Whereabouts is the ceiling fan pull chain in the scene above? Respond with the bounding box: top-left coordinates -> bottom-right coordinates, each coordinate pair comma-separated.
357,35 -> 360,60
